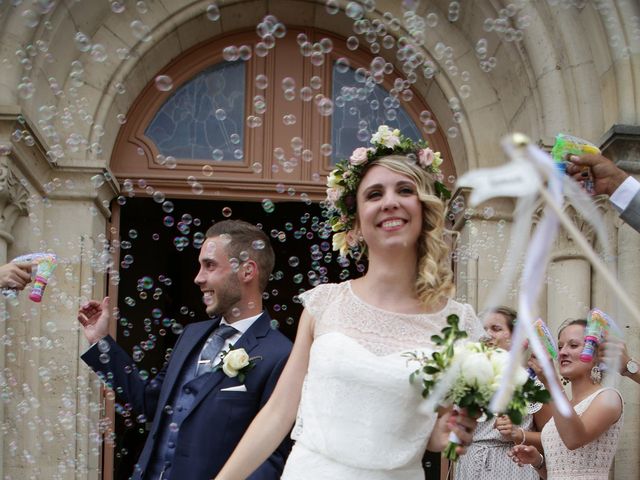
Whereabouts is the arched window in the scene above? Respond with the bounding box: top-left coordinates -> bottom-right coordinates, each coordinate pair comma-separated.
111,28 -> 453,201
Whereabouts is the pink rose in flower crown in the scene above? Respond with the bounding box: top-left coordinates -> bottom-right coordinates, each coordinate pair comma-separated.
349,147 -> 369,166
418,148 -> 435,168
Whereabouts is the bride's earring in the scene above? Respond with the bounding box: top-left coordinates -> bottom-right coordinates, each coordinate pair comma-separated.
590,365 -> 602,384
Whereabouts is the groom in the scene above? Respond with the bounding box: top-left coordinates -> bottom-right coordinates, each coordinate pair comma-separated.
78,220 -> 292,479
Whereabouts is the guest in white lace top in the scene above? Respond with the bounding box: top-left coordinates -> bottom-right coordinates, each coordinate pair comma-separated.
510,319 -> 623,480
215,132 -> 482,480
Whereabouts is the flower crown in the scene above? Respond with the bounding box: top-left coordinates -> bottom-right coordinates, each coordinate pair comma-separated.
325,125 -> 451,258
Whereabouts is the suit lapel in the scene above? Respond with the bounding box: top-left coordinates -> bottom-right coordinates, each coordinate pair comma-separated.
185,311 -> 272,416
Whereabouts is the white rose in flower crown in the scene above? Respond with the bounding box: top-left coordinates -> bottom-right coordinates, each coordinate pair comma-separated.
222,348 -> 250,378
349,147 -> 369,165
371,125 -> 401,148
461,352 -> 495,387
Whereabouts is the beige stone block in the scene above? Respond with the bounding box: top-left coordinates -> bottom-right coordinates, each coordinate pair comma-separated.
508,94 -> 541,140
465,102 -> 508,168
82,27 -> 130,92
175,12 -> 223,52
220,0 -> 267,32
268,0 -> 315,26
140,30 -> 183,82
600,68 -> 618,129
312,3 -> 360,39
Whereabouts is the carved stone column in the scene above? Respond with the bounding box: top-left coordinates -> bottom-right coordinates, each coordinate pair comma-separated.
0,152 -> 29,480
600,124 -> 640,480
546,203 -> 599,333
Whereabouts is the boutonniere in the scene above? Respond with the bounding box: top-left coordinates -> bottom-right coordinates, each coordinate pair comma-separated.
214,347 -> 261,383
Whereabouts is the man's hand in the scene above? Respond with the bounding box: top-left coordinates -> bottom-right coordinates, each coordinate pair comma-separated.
566,154 -> 628,197
0,262 -> 33,290
77,296 -> 111,344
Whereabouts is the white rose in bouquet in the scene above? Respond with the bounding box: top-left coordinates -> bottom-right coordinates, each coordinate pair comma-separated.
461,352 -> 495,387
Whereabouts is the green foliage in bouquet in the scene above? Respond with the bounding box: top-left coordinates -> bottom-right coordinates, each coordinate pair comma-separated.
406,314 -> 551,460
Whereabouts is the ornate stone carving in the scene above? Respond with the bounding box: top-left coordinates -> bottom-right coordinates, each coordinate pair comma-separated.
0,159 -> 29,243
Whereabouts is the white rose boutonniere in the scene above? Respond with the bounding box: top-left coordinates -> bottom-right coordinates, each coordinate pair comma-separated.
215,347 -> 261,383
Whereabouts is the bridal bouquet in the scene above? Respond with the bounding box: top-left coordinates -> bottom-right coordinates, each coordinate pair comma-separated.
406,315 -> 550,461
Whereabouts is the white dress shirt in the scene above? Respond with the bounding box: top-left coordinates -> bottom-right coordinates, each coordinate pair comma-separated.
610,176 -> 640,213
212,312 -> 262,366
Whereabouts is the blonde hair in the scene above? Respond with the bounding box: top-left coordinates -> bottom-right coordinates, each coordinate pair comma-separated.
357,155 -> 455,308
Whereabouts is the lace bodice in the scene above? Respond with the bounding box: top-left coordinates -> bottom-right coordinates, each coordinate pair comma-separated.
300,281 -> 483,355
281,282 -> 482,480
541,388 -> 623,480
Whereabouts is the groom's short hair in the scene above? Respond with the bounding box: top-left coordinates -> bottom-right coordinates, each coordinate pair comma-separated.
205,220 -> 275,291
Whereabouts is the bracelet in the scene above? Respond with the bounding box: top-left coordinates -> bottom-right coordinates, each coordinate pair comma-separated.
533,453 -> 545,470
518,427 -> 526,445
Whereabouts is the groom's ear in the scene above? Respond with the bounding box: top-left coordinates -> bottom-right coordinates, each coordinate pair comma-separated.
240,260 -> 257,283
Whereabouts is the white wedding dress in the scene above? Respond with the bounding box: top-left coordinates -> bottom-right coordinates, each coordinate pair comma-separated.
281,281 -> 483,480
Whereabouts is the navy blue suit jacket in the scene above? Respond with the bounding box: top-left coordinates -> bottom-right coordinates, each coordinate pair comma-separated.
82,311 -> 292,479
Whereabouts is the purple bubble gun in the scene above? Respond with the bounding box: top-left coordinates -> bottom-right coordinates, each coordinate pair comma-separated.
580,309 -> 610,363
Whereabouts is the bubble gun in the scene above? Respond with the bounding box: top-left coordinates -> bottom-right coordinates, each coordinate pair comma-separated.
534,318 -> 558,360
528,318 -> 558,378
550,133 -> 600,192
580,308 -> 610,363
3,253 -> 57,302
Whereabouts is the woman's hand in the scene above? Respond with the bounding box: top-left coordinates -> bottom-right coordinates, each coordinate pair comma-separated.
494,415 -> 516,441
508,444 -> 541,467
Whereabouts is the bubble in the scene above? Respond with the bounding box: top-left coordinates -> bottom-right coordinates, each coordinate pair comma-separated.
325,0 -> 339,15
129,229 -> 138,239
154,153 -> 171,168
17,79 -> 35,99
346,36 -> 359,50
256,198 -> 275,214
317,98 -> 334,116
223,46 -> 239,61
251,162 -> 263,173
222,207 -> 232,217
346,2 -> 364,19
91,44 -> 108,62
130,20 -> 151,41
423,119 -> 437,134
206,3 -> 220,21
255,74 -> 268,89
163,216 -> 175,227
310,51 -> 324,66
252,240 -> 265,250
215,109 -> 226,121
310,76 -> 322,90
230,133 -> 241,144
447,126 -> 459,138
281,77 -> 295,91
74,32 -> 91,52
154,75 -> 173,91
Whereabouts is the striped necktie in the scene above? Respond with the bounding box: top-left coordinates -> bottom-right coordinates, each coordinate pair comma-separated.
195,323 -> 238,376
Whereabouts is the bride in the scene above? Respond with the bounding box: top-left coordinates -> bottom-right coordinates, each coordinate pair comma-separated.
215,126 -> 483,479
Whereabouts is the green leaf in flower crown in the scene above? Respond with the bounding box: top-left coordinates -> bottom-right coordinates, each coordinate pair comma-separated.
447,314 -> 459,327
431,334 -> 444,345
435,181 -> 452,200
